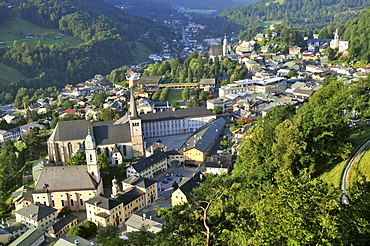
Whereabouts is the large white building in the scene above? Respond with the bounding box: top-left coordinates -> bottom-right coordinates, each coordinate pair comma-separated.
219,77 -> 286,97
140,107 -> 216,138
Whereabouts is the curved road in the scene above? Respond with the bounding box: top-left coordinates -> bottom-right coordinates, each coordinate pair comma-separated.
341,138 -> 370,204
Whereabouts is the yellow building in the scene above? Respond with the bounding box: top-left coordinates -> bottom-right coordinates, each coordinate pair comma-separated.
182,118 -> 226,165
171,172 -> 206,207
86,177 -> 158,227
121,176 -> 158,207
86,195 -> 126,227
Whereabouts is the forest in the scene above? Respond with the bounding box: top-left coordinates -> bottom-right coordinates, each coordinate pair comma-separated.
0,0 -> 171,104
220,0 -> 370,40
109,52 -> 246,87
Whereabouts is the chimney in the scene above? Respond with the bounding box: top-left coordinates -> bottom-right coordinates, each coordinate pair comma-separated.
172,108 -> 176,111
153,109 -> 157,113
143,213 -> 146,220
74,239 -> 80,245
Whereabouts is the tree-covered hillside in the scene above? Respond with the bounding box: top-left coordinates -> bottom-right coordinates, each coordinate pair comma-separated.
341,7 -> 370,63
0,0 -> 171,103
318,6 -> 370,63
220,0 -> 370,40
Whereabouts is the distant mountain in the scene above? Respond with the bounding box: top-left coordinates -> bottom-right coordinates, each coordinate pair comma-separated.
104,0 -> 259,19
220,0 -> 370,40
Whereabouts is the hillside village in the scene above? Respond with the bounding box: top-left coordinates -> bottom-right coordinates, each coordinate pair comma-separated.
1,19 -> 370,245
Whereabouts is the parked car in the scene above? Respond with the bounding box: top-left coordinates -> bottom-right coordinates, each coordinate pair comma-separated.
162,180 -> 168,184
167,177 -> 173,181
175,174 -> 182,177
166,172 -> 172,177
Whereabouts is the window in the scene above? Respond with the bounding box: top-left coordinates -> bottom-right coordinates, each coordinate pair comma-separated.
52,200 -> 55,207
61,200 -> 64,207
71,199 -> 74,206
80,199 -> 83,206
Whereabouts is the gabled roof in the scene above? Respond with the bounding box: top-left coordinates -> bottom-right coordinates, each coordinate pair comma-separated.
49,120 -> 93,142
33,166 -> 99,193
2,222 -> 26,233
86,194 -> 122,210
9,229 -> 44,246
15,204 -> 57,221
117,187 -> 145,205
192,171 -> 207,183
182,118 -> 226,153
125,214 -> 162,233
93,121 -> 131,145
49,120 -> 131,144
49,214 -> 77,234
112,144 -> 122,155
139,107 -> 215,123
178,178 -> 198,194
122,176 -> 156,189
12,185 -> 34,203
130,152 -> 167,173
209,45 -> 223,56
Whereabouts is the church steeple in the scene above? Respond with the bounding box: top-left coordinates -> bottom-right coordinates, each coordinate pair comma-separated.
129,89 -> 144,157
330,28 -> 340,50
130,89 -> 138,118
85,128 -> 100,183
223,34 -> 228,57
334,28 -> 339,41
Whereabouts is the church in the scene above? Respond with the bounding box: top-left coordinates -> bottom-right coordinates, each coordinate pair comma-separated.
48,90 -> 145,165
330,29 -> 349,53
48,91 -> 216,165
33,130 -> 104,211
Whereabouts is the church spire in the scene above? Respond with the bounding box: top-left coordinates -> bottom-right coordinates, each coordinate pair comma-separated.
85,128 -> 100,183
223,34 -> 228,57
130,89 -> 138,118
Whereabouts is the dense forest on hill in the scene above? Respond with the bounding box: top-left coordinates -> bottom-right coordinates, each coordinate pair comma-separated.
103,0 -> 258,20
0,0 -> 171,102
318,6 -> 370,63
220,0 -> 370,40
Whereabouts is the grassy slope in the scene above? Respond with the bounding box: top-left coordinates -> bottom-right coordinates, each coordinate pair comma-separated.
0,64 -> 27,87
0,17 -> 82,47
261,20 -> 283,27
348,145 -> 370,185
131,42 -> 155,64
320,127 -> 370,188
166,91 -> 183,102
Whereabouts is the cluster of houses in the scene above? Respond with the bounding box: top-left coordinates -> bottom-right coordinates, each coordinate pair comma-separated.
1,83 -> 232,244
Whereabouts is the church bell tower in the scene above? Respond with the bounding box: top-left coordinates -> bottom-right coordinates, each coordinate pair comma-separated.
129,90 -> 144,157
85,128 -> 100,183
